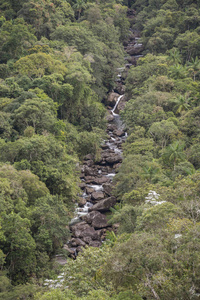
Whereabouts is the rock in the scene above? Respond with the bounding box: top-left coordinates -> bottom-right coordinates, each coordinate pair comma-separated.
79,182 -> 86,189
89,196 -> 116,212
107,124 -> 117,132
82,236 -> 93,244
101,144 -> 110,150
114,83 -> 125,95
102,183 -> 112,196
77,246 -> 84,253
77,197 -> 86,207
82,166 -> 96,176
93,176 -> 110,184
105,154 -> 122,164
106,114 -> 114,122
63,244 -> 76,255
106,92 -> 120,107
89,240 -> 102,247
85,186 -> 95,194
70,238 -> 86,247
126,43 -> 144,55
91,213 -> 109,229
82,211 -> 109,229
84,154 -> 94,161
91,191 -> 105,201
113,129 -> 125,137
84,160 -> 94,167
71,222 -> 100,240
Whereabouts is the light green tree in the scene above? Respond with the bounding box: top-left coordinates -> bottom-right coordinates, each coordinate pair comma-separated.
162,140 -> 186,170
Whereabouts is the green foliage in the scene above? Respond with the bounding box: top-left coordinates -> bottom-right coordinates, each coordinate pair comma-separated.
1,0 -> 200,297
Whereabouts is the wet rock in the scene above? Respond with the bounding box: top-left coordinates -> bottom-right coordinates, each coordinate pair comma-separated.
107,124 -> 117,132
91,191 -> 105,201
77,197 -> 87,207
114,83 -> 125,95
106,92 -> 120,107
85,186 -> 95,194
89,196 -> 116,212
92,176 -> 110,185
113,129 -> 125,137
84,176 -> 95,183
106,114 -> 115,122
82,166 -> 96,176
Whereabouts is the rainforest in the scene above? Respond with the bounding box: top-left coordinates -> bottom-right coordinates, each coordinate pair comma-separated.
0,0 -> 200,299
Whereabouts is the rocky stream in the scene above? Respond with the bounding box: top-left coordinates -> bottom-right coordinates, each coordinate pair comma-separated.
64,23 -> 144,259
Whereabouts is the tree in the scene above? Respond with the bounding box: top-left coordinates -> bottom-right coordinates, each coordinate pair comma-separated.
187,56 -> 200,81
171,94 -> 191,115
18,0 -> 74,39
73,0 -> 87,20
169,64 -> 188,79
162,140 -> 186,170
167,48 -> 182,65
12,97 -> 57,134
15,53 -> 67,79
0,19 -> 36,63
149,120 -> 179,149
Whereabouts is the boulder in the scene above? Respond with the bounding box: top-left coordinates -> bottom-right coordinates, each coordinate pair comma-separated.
107,124 -> 117,132
81,166 -> 96,176
77,197 -> 86,207
102,183 -> 112,196
106,92 -> 120,107
79,182 -> 86,189
92,176 -> 110,185
63,244 -> 76,255
70,238 -> 86,247
113,129 -> 125,137
85,186 -> 95,194
89,196 -> 116,212
105,154 -> 122,164
106,114 -> 114,122
81,211 -> 109,229
91,191 -> 105,201
101,144 -> 110,150
71,222 -> 99,240
88,240 -> 102,247
84,160 -> 94,167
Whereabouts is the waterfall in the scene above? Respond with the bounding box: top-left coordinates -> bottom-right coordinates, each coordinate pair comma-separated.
111,95 -> 124,116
